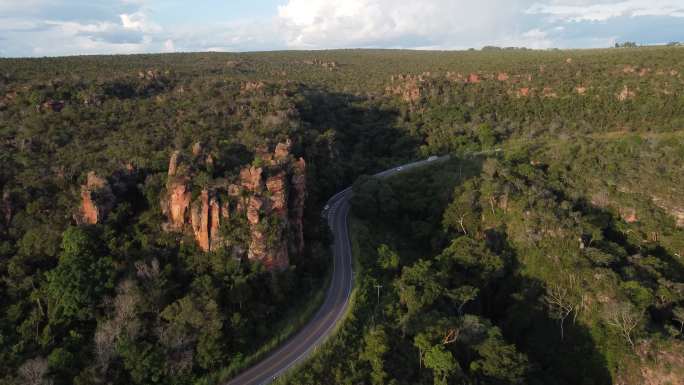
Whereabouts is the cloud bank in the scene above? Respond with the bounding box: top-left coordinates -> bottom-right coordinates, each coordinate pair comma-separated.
0,0 -> 682,57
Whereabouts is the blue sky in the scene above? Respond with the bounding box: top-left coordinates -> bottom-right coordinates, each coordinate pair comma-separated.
0,0 -> 683,57
148,0 -> 282,24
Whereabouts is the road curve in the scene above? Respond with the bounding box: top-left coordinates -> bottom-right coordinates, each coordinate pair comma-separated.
225,155 -> 451,385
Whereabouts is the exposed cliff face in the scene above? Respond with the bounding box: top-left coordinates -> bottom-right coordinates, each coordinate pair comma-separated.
466,73 -> 481,83
299,59 -> 338,70
625,340 -> 684,385
190,190 -> 212,252
617,85 -> 636,101
161,139 -> 306,270
164,151 -> 192,231
162,147 -> 226,252
650,195 -> 684,227
75,172 -> 115,225
592,189 -> 684,228
386,73 -> 433,103
240,166 -> 263,192
240,139 -> 306,270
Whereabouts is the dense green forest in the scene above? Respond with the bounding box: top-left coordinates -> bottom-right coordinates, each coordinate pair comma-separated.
1,47 -> 683,385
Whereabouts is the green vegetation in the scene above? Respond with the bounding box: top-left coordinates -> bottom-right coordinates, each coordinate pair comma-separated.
1,46 -> 683,384
287,152 -> 684,385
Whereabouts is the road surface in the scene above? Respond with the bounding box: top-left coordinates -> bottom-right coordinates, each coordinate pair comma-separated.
225,155 -> 452,385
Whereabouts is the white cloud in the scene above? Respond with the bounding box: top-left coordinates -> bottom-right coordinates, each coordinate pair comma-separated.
120,11 -> 160,33
527,0 -> 684,21
0,1 -> 170,56
276,0 -> 536,49
0,0 -> 682,56
163,39 -> 175,52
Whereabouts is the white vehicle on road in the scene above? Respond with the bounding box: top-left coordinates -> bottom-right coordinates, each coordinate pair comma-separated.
427,156 -> 438,161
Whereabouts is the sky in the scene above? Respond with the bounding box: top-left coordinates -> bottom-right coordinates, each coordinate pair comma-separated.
0,0 -> 683,57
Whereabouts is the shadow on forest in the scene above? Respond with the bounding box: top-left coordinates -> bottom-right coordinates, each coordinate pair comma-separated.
378,161 -> 613,385
296,87 -> 421,204
298,88 -> 614,384
575,196 -> 684,280
481,230 -> 613,385
431,190 -> 614,384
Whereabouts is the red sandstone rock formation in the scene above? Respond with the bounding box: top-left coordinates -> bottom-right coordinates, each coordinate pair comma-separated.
267,172 -> 288,215
138,69 -> 162,80
191,190 -> 211,251
187,190 -> 226,252
241,81 -> 265,93
623,65 -> 636,74
274,139 -> 292,162
620,207 -> 638,223
517,87 -> 530,98
650,195 -> 684,228
386,73 -> 433,103
192,142 -> 203,156
300,59 -> 338,70
240,166 -> 263,192
76,172 -> 115,225
163,151 -> 192,231
445,72 -> 463,82
161,139 -> 306,269
467,73 -> 481,83
617,85 -> 636,101
542,87 -> 557,98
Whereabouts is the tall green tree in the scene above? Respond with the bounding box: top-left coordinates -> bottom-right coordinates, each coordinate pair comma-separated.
46,227 -> 115,323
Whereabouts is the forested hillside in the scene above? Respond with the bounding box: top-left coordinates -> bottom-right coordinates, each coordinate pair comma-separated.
1,46 -> 683,385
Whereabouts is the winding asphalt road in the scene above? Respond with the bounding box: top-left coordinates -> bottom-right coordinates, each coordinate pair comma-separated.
225,156 -> 451,385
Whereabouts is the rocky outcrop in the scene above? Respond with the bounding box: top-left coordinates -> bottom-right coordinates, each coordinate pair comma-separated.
75,172 -> 115,225
542,87 -> 557,98
651,196 -> 684,227
516,87 -> 531,98
190,190 -> 211,252
240,139 -> 307,269
619,207 -> 639,223
240,166 -> 263,192
617,85 -> 636,101
161,139 -> 306,270
386,73 -> 432,103
300,59 -> 338,70
466,73 -> 481,84
0,91 -> 17,111
629,340 -> 684,385
162,147 -> 226,252
164,151 -> 193,231
241,81 -> 265,93
137,69 -> 166,80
